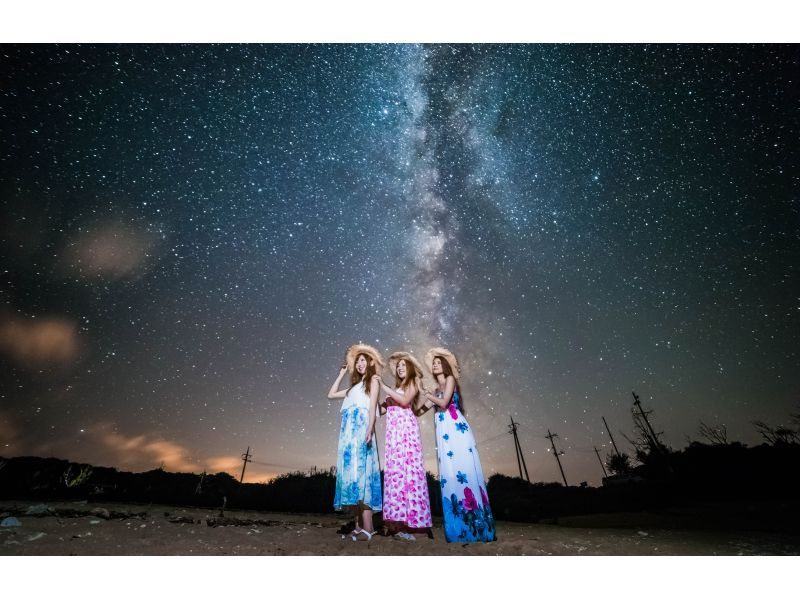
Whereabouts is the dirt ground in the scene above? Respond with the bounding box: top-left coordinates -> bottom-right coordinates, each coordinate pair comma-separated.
2,499 -> 799,556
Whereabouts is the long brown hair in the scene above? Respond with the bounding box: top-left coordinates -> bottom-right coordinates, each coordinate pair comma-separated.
349,353 -> 377,392
435,356 -> 465,415
394,358 -> 425,412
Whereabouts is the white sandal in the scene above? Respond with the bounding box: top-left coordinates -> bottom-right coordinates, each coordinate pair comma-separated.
345,526 -> 363,540
353,529 -> 377,541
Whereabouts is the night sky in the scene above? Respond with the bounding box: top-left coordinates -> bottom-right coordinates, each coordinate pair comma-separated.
1,44 -> 798,487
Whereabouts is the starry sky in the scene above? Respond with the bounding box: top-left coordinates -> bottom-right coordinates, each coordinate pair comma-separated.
1,44 -> 798,487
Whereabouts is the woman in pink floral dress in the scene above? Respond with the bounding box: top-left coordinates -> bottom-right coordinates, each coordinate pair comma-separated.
377,351 -> 433,540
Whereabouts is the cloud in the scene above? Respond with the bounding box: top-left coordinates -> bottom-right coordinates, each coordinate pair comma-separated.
0,314 -> 80,367
2,418 -> 275,481
60,222 -> 159,280
101,430 -> 199,473
206,456 -> 241,471
99,430 -> 275,481
7,423 -> 203,474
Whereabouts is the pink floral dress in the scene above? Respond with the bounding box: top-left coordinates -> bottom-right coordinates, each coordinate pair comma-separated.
382,388 -> 433,532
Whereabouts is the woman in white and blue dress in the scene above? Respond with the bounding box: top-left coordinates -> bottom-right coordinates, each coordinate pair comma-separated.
422,347 -> 496,543
327,343 -> 384,541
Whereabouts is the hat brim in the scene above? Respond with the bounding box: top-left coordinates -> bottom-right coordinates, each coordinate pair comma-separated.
345,343 -> 385,375
388,351 -> 425,381
424,347 -> 460,380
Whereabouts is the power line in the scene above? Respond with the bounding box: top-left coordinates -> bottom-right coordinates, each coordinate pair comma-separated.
249,460 -> 310,470
476,431 -> 512,446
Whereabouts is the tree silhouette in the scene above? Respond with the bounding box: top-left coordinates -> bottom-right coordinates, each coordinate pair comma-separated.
697,421 -> 729,446
606,452 -> 633,475
752,420 -> 800,446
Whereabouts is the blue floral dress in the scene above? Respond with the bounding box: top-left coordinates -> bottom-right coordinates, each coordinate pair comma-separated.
434,388 -> 496,542
333,382 -> 383,511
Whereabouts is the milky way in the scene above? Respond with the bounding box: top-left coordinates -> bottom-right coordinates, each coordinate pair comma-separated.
1,44 -> 798,485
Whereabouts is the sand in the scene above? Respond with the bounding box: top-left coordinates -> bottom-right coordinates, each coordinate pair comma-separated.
1,499 -> 799,556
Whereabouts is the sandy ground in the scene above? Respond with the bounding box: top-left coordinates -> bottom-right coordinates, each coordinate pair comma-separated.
2,499 -> 799,556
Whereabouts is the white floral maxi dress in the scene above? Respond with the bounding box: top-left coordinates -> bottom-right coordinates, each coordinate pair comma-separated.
333,382 -> 383,511
382,389 -> 433,531
434,388 -> 496,542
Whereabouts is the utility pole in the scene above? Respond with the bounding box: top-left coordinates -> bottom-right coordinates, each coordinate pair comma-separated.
545,429 -> 568,487
240,446 -> 252,483
195,470 -> 206,495
632,391 -> 662,449
593,446 -> 608,477
602,416 -> 622,458
508,416 -> 530,482
632,391 -> 673,475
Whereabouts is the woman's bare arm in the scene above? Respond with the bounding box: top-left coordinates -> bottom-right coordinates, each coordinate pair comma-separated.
379,379 -> 416,407
366,375 -> 380,443
414,398 -> 433,416
327,365 -> 348,399
424,375 -> 455,408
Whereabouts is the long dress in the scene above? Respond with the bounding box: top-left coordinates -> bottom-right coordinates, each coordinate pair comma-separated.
382,388 -> 433,532
434,387 -> 496,542
333,381 -> 382,511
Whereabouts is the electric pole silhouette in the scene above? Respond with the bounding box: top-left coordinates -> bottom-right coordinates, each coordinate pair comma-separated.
602,416 -> 622,458
240,446 -> 252,483
508,416 -> 530,482
631,391 -> 673,474
593,446 -> 608,477
632,391 -> 663,450
195,470 -> 206,494
545,429 -> 568,487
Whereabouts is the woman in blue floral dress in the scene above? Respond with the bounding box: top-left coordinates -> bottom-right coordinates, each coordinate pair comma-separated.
327,343 -> 384,541
422,347 -> 496,543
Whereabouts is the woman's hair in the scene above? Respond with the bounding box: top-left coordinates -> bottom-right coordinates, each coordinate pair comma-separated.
393,359 -> 417,391
350,353 -> 377,392
435,356 -> 465,415
394,359 -> 425,412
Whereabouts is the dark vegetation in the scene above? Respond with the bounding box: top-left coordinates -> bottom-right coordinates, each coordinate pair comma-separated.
2,411 -> 799,532
2,439 -> 798,531
0,457 -> 336,513
487,412 -> 800,532
488,442 -> 800,530
0,458 -> 445,518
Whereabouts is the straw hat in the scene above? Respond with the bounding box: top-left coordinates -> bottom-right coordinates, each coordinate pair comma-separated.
388,351 -> 425,383
424,347 -> 461,380
345,343 -> 385,375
